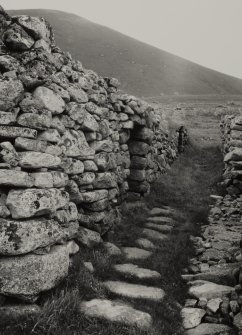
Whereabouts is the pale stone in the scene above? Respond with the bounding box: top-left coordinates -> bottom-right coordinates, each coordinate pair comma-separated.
17,112 -> 51,130
135,238 -> 156,250
84,262 -> 94,273
114,263 -> 161,280
51,171 -> 68,188
0,170 -> 34,187
38,129 -> 61,143
0,126 -> 37,139
93,172 -> 117,189
3,24 -> 34,51
31,172 -> 54,188
0,218 -> 71,255
62,130 -> 94,159
103,281 -> 165,301
188,280 -> 235,300
80,299 -> 152,328
234,312 -> 242,333
0,111 -> 17,125
122,247 -> 152,260
76,227 -> 103,247
61,158 -> 84,175
15,137 -> 47,152
16,15 -> 51,41
142,228 -> 168,242
68,84 -> 88,103
19,152 -> 61,169
224,148 -> 242,162
81,111 -> 99,132
181,308 -> 206,329
147,216 -> 175,225
33,86 -> 65,115
104,242 -> 122,256
145,223 -> 173,234
149,207 -> 175,217
207,298 -> 222,313
0,244 -> 72,301
6,188 -> 69,219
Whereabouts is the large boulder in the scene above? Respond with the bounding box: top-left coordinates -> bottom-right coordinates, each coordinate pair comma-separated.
0,218 -> 76,255
16,15 -> 52,41
0,244 -> 74,301
3,23 -> 34,51
6,188 -> 69,219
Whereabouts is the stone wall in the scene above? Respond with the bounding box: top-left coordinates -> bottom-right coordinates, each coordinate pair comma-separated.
0,9 -> 180,304
220,114 -> 242,196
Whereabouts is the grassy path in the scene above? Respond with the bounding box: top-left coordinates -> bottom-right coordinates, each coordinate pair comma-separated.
1,139 -> 224,335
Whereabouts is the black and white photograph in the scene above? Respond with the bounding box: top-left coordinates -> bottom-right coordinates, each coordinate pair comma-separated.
0,1 -> 241,334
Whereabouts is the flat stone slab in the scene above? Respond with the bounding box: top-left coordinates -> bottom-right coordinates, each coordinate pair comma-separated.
184,323 -> 235,335
135,238 -> 156,250
80,299 -> 152,328
142,228 -> 168,242
122,247 -> 152,260
145,223 -> 173,234
149,207 -> 175,217
147,216 -> 175,225
181,308 -> 206,329
103,281 -> 165,301
188,280 -> 235,300
113,263 -> 161,280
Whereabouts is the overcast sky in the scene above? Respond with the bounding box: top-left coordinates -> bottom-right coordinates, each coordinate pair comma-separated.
2,0 -> 242,79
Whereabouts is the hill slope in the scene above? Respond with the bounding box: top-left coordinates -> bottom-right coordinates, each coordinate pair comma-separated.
10,9 -> 242,97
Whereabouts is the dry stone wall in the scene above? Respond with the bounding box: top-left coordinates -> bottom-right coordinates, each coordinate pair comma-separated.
0,8 -> 179,304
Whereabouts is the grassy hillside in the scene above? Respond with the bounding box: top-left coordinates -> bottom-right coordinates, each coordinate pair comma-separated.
10,9 -> 242,97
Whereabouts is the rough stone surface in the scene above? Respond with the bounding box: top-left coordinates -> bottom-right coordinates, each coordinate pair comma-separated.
0,244 -> 73,301
135,238 -> 156,250
122,247 -> 152,260
103,281 -> 165,301
0,218 -> 75,255
142,228 -> 168,242
80,299 -> 152,328
6,188 -> 69,219
33,87 -> 65,115
76,227 -> 103,247
181,308 -> 206,329
114,263 -> 161,280
188,280 -> 235,300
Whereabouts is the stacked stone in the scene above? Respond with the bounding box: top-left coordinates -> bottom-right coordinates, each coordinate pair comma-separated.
0,9 -> 181,307
220,114 -> 242,195
181,195 -> 242,334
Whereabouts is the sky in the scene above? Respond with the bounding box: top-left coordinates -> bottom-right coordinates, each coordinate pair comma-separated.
2,0 -> 242,79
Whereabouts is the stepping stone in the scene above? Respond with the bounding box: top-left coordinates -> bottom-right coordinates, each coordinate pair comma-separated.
79,299 -> 152,329
135,238 -> 156,250
184,323 -> 235,335
181,307 -> 206,329
104,242 -> 122,256
113,263 -> 161,280
149,207 -> 175,217
147,216 -> 175,225
188,280 -> 235,300
145,223 -> 173,234
103,281 -> 165,301
142,228 -> 168,242
122,247 -> 152,260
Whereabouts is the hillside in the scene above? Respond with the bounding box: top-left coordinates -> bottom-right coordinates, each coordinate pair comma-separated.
10,9 -> 242,97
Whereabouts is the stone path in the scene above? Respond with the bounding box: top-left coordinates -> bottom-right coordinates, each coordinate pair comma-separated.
180,196 -> 242,334
80,205 -> 177,329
